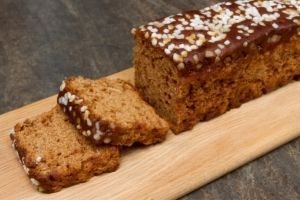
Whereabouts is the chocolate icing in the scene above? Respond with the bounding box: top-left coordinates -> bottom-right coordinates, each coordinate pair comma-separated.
133,0 -> 300,76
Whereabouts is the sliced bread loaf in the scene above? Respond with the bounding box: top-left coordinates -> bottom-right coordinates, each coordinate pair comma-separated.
10,106 -> 120,193
58,77 -> 169,146
132,0 -> 300,133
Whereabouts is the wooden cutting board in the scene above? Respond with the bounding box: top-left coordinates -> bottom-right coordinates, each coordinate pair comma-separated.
0,68 -> 299,200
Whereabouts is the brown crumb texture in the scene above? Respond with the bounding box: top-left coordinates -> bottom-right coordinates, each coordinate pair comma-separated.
10,106 -> 120,193
57,78 -> 169,146
134,29 -> 300,133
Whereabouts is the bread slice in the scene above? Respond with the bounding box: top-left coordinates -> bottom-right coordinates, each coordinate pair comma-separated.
10,106 -> 120,193
57,77 -> 169,146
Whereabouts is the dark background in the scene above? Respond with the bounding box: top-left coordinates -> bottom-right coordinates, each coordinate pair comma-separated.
0,0 -> 299,199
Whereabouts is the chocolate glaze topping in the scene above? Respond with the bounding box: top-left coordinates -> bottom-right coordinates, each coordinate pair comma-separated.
132,0 -> 300,76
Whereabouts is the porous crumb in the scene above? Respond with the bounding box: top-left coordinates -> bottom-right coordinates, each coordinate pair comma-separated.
10,106 -> 120,193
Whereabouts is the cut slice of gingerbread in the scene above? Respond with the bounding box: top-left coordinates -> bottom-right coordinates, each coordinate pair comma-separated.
10,106 -> 120,193
58,77 -> 169,146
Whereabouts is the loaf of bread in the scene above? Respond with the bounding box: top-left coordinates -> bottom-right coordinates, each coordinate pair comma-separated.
10,106 -> 120,193
58,77 -> 169,146
132,0 -> 300,133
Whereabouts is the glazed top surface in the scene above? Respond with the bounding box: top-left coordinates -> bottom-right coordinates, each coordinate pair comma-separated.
133,0 -> 300,75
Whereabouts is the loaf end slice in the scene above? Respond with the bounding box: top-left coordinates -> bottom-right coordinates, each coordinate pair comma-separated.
10,106 -> 120,193
58,77 -> 169,146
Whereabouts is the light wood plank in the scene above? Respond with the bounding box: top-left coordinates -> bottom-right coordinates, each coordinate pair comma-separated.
0,68 -> 299,200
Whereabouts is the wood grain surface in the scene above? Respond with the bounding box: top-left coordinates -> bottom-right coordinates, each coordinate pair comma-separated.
0,68 -> 300,200
0,0 -> 299,199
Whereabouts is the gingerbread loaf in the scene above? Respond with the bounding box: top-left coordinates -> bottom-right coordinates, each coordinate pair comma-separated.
132,0 -> 300,133
10,106 -> 120,193
58,77 -> 169,146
